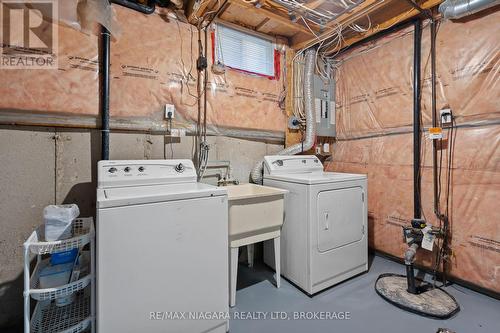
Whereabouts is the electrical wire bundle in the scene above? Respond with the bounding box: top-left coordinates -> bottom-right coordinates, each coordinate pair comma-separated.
292,52 -> 306,127
271,0 -> 363,26
287,0 -> 424,84
432,115 -> 456,287
423,19 -> 455,288
191,0 -> 228,179
195,25 -> 210,180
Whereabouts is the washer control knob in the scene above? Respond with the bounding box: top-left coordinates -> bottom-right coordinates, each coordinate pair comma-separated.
138,166 -> 145,172
108,167 -> 117,173
124,167 -> 131,172
276,160 -> 283,166
175,163 -> 185,173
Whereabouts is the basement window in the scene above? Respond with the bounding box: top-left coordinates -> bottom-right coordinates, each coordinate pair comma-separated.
214,23 -> 276,78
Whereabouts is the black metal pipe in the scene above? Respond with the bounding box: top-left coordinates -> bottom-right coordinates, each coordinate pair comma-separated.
100,2 -> 156,160
195,26 -> 202,170
413,20 -> 422,220
111,0 -> 156,14
404,20 -> 423,295
101,26 -> 111,160
203,28 -> 208,141
406,264 -> 417,294
204,0 -> 229,28
403,0 -> 433,20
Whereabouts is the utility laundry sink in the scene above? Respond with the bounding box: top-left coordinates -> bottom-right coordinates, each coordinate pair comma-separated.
225,183 -> 288,307
225,183 -> 288,248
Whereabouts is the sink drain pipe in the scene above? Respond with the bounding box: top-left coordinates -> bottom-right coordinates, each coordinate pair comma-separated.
250,48 -> 317,184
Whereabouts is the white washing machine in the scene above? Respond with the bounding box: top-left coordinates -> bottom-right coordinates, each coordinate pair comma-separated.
263,155 -> 368,295
96,160 -> 228,333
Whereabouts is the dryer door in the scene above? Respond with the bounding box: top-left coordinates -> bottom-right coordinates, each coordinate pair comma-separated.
317,186 -> 364,252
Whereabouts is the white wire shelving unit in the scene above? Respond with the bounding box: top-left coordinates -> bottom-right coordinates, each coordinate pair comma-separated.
24,218 -> 95,333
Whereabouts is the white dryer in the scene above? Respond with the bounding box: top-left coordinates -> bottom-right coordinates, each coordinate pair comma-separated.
97,160 -> 228,333
263,155 -> 368,295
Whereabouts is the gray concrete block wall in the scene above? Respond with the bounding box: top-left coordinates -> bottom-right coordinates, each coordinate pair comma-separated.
0,126 -> 56,330
0,125 -> 283,331
215,137 -> 268,183
54,129 -> 100,218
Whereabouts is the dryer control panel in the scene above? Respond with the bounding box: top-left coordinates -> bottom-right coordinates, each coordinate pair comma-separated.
264,155 -> 323,175
97,159 -> 196,188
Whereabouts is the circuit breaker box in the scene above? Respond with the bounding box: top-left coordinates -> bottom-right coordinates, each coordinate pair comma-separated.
313,75 -> 336,137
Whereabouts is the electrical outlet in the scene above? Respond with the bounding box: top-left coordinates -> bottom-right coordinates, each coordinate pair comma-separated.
165,104 -> 175,119
440,108 -> 452,124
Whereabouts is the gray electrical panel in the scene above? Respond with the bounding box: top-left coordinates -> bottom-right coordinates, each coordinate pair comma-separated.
313,74 -> 336,137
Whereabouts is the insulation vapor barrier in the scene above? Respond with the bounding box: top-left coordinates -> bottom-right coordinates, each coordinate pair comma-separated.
0,3 -> 286,138
327,10 -> 499,293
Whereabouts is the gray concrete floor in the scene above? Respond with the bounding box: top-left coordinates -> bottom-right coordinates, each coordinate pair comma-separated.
230,255 -> 500,333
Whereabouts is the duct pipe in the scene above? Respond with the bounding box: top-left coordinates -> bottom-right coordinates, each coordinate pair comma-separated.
111,0 -> 156,14
439,0 -> 500,19
250,48 -> 317,184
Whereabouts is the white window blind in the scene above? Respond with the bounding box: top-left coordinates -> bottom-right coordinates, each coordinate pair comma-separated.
216,24 -> 275,77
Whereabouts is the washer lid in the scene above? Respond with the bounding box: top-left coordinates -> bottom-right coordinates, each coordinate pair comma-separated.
97,182 -> 227,208
265,171 -> 366,185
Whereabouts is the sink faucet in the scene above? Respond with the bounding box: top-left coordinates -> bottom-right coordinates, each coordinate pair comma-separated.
218,177 -> 240,186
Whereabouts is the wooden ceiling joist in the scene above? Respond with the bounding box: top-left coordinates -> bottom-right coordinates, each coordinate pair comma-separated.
323,0 -> 442,54
228,0 -> 315,36
255,17 -> 271,31
186,0 -> 215,24
186,0 -> 445,52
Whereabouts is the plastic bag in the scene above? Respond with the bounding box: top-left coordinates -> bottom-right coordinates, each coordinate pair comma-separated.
43,204 -> 80,241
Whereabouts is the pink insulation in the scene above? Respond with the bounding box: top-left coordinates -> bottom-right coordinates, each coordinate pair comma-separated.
0,5 -> 286,133
326,10 -> 499,292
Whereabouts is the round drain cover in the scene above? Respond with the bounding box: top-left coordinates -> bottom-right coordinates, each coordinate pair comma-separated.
375,273 -> 460,319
